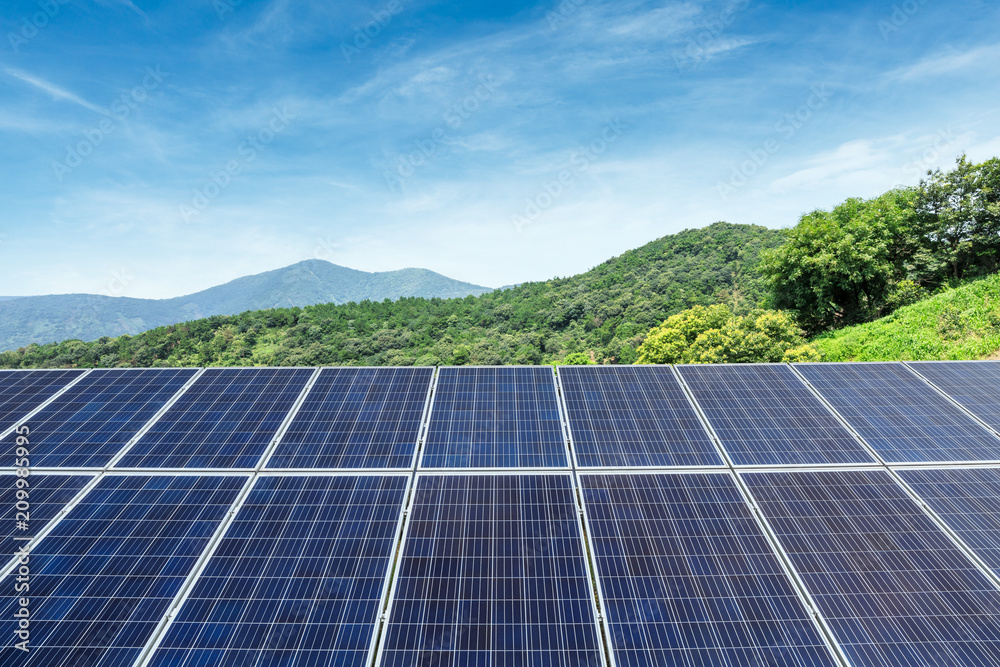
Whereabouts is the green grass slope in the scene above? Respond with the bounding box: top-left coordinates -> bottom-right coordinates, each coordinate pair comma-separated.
813,273 -> 1000,361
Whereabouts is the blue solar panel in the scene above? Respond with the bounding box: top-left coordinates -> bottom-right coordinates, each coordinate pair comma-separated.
559,365 -> 722,468
678,364 -> 876,465
0,473 -> 93,558
0,474 -> 245,667
267,367 -> 432,469
580,472 -> 838,667
421,367 -> 568,468
1,368 -> 197,468
795,362 -> 1000,463
898,467 -> 1000,577
906,361 -> 1000,435
147,474 -> 408,667
0,369 -> 83,434
117,367 -> 314,469
377,474 -> 603,666
743,469 -> 1000,667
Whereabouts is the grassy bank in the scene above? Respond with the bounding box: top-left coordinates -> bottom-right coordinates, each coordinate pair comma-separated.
813,274 -> 1000,361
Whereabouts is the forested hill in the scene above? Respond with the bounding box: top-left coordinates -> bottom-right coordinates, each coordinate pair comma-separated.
0,222 -> 786,369
0,260 -> 492,352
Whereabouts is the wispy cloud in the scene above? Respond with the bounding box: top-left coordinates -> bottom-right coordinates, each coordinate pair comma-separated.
888,43 -> 1000,82
4,68 -> 109,117
95,0 -> 149,22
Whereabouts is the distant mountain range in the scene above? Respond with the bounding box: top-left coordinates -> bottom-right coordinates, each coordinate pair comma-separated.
0,260 -> 493,351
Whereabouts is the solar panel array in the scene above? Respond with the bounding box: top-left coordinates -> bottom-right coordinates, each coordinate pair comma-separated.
267,367 -> 432,470
146,474 -> 409,667
794,362 -> 1000,463
116,367 -> 314,469
0,369 -> 83,434
378,473 -> 602,667
560,365 -> 722,467
580,472 -> 838,667
742,469 -> 1000,666
3,361 -> 1000,667
906,361 -> 1000,435
421,367 -> 568,468
3,368 -> 198,468
677,364 -> 875,466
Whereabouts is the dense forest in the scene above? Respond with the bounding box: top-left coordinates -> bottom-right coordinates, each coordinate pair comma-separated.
3,154 -> 998,369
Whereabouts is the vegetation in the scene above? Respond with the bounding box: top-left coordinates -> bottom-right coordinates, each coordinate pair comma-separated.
813,273 -> 1000,361
4,154 -> 999,369
636,304 -> 819,364
762,155 -> 1000,335
0,223 -> 785,369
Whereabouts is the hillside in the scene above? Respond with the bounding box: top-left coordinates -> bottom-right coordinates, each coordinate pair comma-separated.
813,273 -> 1000,361
0,222 -> 786,369
0,260 -> 492,352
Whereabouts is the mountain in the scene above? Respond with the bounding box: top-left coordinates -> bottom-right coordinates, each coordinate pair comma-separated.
0,260 -> 492,352
0,222 -> 787,368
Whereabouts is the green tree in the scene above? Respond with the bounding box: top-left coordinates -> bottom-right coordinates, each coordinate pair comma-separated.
637,305 -> 818,364
561,352 -> 594,365
918,155 -> 1000,281
760,189 -> 922,333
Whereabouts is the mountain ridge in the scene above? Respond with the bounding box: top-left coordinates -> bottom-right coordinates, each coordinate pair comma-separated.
0,260 -> 493,351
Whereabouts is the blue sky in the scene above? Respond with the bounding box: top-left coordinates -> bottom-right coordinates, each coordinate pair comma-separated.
1,0 -> 998,298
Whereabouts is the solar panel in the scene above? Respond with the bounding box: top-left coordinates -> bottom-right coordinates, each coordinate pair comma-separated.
146,474 -> 408,667
898,467 -> 1000,576
117,367 -> 314,469
421,367 -> 568,468
579,472 -> 838,667
0,369 -> 84,434
377,473 -> 603,666
0,473 -> 93,558
677,364 -> 876,465
0,474 -> 246,667
559,365 -> 722,468
742,469 -> 1000,666
1,368 -> 197,468
266,367 -> 432,469
794,362 -> 1000,463
906,361 -> 1000,434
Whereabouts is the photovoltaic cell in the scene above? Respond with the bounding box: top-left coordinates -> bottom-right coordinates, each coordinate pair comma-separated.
677,364 -> 875,465
580,472 -> 837,667
743,469 -> 1000,667
0,473 -> 93,558
267,367 -> 432,469
117,367 -> 314,469
148,474 -> 408,667
421,367 -> 568,468
1,368 -> 197,468
795,362 -> 1000,463
0,369 -> 83,434
906,361 -> 1000,434
0,474 -> 245,667
560,365 -> 722,468
378,474 -> 602,667
898,467 -> 1000,577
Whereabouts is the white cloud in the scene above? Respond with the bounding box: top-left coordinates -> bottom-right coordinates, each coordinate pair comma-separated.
4,68 -> 109,117
888,43 -> 1000,82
